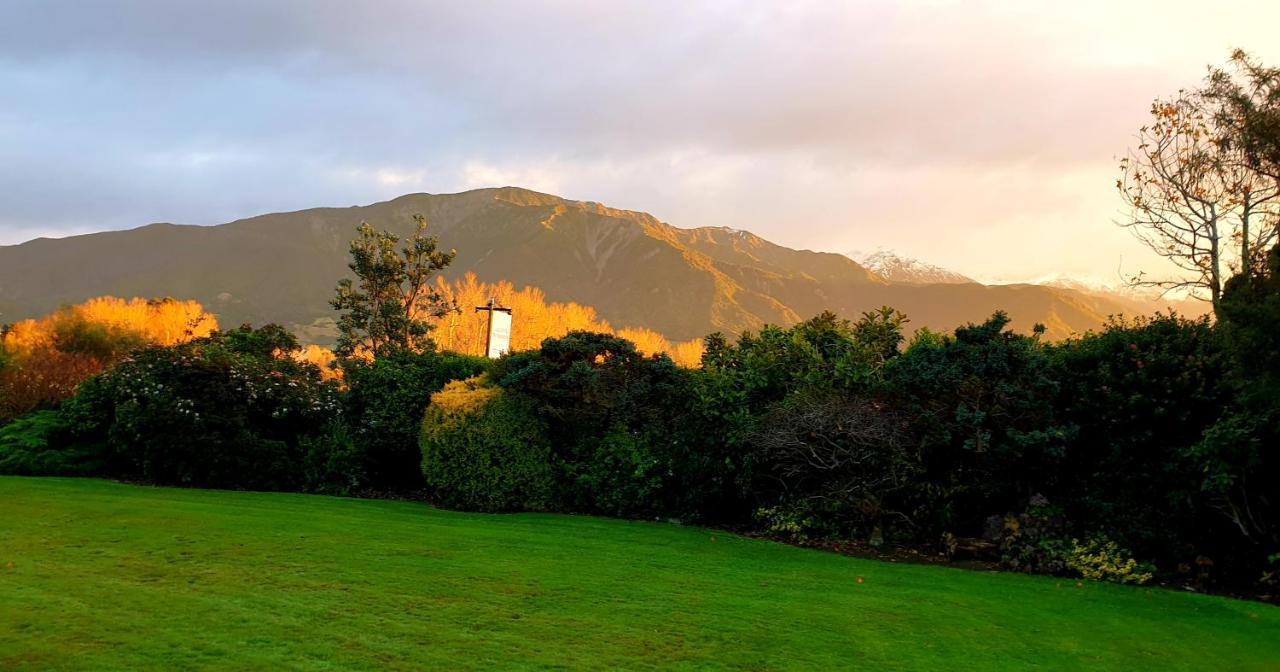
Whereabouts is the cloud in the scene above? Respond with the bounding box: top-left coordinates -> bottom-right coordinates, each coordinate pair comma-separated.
0,0 -> 1277,283
461,161 -> 563,195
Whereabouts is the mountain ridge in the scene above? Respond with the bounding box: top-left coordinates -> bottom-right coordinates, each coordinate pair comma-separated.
0,186 -> 1153,343
853,249 -> 976,285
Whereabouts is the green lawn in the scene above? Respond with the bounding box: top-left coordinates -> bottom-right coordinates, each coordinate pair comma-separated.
1,478 -> 1277,671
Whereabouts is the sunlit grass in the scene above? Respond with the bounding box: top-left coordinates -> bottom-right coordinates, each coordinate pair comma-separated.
1,477 -> 1277,670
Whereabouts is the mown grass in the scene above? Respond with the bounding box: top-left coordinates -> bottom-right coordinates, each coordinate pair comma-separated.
1,477 -> 1277,671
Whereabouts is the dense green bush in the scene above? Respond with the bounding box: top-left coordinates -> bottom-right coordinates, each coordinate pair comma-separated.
420,377 -> 556,512
491,331 -> 699,516
300,419 -> 367,495
63,325 -> 339,489
1049,313 -> 1227,570
568,425 -> 668,517
694,310 -> 913,526
1192,244 -> 1280,583
0,410 -> 102,475
3,268 -> 1272,588
341,350 -> 489,490
885,313 -> 1063,537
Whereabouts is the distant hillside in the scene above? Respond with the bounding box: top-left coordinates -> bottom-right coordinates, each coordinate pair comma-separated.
855,249 -> 1212,325
1034,276 -> 1212,320
0,187 -> 1142,342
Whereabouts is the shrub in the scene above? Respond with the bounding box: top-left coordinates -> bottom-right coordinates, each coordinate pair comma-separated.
885,312 -> 1063,538
341,350 -> 489,489
750,392 -> 918,542
994,495 -> 1072,575
1050,313 -> 1227,569
300,419 -> 367,495
0,297 -> 217,423
0,349 -> 102,424
0,410 -> 103,476
700,310 -> 904,407
568,426 -> 666,517
492,331 -> 699,516
1066,536 -> 1155,585
754,504 -> 824,543
66,325 -> 339,490
420,377 -> 556,512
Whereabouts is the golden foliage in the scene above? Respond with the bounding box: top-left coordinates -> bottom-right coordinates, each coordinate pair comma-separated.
0,296 -> 218,421
2,297 -> 216,360
430,273 -> 612,354
429,376 -> 500,416
0,320 -> 54,357
428,273 -> 703,367
614,327 -> 671,358
669,338 -> 706,369
69,296 -> 216,346
295,344 -> 343,383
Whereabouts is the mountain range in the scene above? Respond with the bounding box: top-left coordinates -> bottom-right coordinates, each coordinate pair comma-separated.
852,250 -> 1209,323
0,187 -> 1202,344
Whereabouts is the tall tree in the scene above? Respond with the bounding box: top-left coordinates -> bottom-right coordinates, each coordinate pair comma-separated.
1204,50 -> 1280,280
1206,50 -> 1280,184
1118,55 -> 1280,306
331,215 -> 457,358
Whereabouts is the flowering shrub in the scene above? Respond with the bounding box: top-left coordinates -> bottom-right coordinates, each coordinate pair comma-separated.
754,504 -> 822,543
65,325 -> 339,489
0,297 -> 218,423
1066,536 -> 1155,584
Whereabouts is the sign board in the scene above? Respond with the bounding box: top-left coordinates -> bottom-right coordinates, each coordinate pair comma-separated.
487,309 -> 512,359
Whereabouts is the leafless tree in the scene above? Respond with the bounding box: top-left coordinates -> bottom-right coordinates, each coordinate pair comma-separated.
1118,93 -> 1280,307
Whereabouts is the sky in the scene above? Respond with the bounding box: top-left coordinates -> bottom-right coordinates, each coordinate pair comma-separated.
2,1 -> 1279,284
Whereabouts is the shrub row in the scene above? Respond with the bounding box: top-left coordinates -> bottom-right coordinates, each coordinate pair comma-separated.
417,269 -> 1279,589
4,250 -> 1278,589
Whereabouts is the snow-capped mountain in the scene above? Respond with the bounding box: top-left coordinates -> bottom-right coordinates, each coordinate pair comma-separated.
852,249 -> 976,285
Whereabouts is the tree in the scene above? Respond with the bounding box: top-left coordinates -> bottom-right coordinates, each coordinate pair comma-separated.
331,216 -> 456,358
1205,51 -> 1280,184
1194,243 -> 1280,571
1118,88 -> 1280,306
1204,51 -> 1280,282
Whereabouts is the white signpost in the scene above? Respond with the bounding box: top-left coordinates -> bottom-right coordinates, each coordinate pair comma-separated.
476,298 -> 513,359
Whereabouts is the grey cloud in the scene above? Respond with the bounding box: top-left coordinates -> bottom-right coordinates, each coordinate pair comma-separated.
0,1 -> 1179,163
0,0 -> 1272,286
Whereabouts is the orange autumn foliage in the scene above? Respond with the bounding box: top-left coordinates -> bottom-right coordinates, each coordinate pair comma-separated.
0,297 -> 217,421
670,338 -> 707,369
2,297 -> 215,359
295,344 -> 344,383
427,273 -> 704,368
